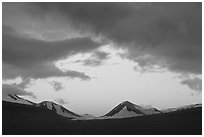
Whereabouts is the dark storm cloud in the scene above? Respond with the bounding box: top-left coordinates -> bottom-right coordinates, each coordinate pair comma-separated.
2,27 -> 101,80
26,2 -> 133,31
3,63 -> 91,80
83,59 -> 103,66
93,51 -> 110,60
28,2 -> 201,75
181,77 -> 202,92
3,30 -> 101,68
2,84 -> 36,98
81,51 -> 110,66
2,3 -> 202,95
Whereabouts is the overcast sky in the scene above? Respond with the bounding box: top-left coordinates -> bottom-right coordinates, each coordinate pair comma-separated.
2,2 -> 202,116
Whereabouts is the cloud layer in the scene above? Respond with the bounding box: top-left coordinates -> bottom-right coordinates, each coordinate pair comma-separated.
2,3 -> 202,93
26,2 -> 201,75
2,27 -> 100,80
181,77 -> 202,92
74,50 -> 110,66
2,84 -> 36,98
49,81 -> 64,91
3,3 -> 201,75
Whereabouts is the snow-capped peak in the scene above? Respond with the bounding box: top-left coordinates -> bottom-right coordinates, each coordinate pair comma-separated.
2,94 -> 36,105
103,101 -> 161,119
38,101 -> 81,119
2,94 -> 93,120
121,101 -> 142,108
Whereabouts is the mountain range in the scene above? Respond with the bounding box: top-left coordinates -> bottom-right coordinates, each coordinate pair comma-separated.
2,93 -> 201,120
2,93 -> 202,135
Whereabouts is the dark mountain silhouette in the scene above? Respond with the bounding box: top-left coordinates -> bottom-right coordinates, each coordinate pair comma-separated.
2,100 -> 201,135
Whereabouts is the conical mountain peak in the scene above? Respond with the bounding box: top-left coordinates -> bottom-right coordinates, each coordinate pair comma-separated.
121,100 -> 142,109
105,101 -> 145,117
38,100 -> 81,118
104,100 -> 161,118
121,100 -> 132,105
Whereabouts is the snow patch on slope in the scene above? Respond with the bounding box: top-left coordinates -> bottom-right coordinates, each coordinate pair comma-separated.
111,106 -> 142,118
162,104 -> 202,113
2,94 -> 34,105
103,101 -> 161,119
38,101 -> 82,119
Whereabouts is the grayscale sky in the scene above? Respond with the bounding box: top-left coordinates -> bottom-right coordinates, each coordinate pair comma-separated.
2,2 -> 202,116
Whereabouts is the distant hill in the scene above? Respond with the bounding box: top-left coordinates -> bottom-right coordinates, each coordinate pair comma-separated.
2,101 -> 201,135
2,94 -> 90,120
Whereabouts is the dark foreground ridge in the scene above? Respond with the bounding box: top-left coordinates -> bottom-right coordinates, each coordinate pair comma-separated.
2,101 -> 202,135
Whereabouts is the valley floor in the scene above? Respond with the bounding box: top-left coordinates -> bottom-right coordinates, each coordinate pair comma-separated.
2,101 -> 202,135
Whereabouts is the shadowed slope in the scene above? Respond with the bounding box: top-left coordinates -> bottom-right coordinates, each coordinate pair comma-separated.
2,101 -> 202,135
104,101 -> 161,118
